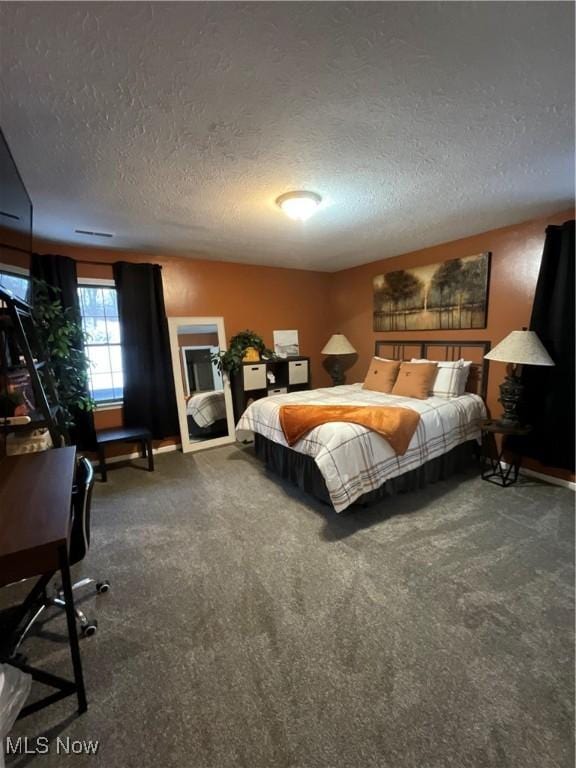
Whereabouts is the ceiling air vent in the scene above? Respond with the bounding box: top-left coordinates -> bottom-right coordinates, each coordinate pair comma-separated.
75,229 -> 113,238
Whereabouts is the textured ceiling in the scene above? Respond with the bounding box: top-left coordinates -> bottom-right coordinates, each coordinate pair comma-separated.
0,2 -> 573,271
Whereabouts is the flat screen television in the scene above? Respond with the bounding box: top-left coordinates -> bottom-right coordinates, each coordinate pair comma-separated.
0,126 -> 32,256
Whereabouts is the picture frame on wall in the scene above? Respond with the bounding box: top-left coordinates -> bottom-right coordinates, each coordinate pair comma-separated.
373,252 -> 491,332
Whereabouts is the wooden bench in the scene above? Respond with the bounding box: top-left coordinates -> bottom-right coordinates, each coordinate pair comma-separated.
95,427 -> 154,482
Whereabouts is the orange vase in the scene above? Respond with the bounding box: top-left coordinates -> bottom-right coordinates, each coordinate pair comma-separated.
242,346 -> 260,363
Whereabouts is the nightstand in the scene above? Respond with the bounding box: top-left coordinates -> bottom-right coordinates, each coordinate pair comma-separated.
479,419 -> 533,487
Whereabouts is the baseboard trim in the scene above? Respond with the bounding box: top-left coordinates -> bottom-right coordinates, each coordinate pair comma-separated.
518,466 -> 576,491
89,442 -> 181,467
497,460 -> 576,491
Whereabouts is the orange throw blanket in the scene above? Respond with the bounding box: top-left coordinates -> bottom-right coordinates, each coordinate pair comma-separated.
279,405 -> 421,455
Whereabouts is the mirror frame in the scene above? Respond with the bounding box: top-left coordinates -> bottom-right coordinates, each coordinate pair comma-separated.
167,316 -> 236,453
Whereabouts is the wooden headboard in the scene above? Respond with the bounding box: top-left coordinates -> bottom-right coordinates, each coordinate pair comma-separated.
374,339 -> 491,400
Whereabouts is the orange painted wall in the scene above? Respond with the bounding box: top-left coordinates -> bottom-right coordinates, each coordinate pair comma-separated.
177,332 -> 219,394
329,207 -> 575,480
178,332 -> 219,347
0,244 -> 28,270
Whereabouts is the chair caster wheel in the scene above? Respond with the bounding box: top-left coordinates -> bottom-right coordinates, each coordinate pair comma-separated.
81,621 -> 98,638
96,581 -> 110,594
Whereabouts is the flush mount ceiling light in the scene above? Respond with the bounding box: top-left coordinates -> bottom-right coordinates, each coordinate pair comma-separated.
276,190 -> 322,221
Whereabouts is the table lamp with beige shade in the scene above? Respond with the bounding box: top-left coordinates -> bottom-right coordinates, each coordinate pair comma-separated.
321,334 -> 357,386
484,328 -> 554,426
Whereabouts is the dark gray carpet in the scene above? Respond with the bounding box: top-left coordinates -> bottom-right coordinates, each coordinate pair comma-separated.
2,446 -> 574,768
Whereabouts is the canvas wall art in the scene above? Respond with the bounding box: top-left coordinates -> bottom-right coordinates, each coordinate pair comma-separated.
273,329 -> 300,357
373,252 -> 490,332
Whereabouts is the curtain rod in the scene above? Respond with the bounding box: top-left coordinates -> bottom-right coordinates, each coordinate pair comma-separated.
0,246 -> 114,266
62,258 -> 164,268
72,259 -> 115,266
1,247 -> 160,268
73,259 -> 162,267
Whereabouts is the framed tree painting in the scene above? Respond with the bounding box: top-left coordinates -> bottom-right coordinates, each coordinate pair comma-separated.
373,252 -> 491,331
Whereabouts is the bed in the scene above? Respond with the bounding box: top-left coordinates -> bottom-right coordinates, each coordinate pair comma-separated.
236,340 -> 490,512
186,390 -> 228,438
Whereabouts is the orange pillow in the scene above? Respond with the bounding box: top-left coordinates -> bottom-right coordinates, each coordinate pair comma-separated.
363,358 -> 401,393
391,362 -> 438,399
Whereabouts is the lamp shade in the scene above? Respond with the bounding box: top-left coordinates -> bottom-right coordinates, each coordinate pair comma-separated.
321,334 -> 356,356
484,330 -> 555,366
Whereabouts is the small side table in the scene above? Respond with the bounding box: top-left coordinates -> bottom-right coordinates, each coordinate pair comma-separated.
479,419 -> 532,487
95,427 -> 154,482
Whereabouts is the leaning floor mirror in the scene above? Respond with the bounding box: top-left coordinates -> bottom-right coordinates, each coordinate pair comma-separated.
167,317 -> 236,453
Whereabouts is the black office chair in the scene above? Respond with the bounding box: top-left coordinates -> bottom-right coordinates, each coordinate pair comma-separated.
11,456 -> 110,655
61,455 -> 111,633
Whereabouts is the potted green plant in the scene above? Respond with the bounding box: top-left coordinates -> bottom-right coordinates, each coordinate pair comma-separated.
212,330 -> 275,375
32,279 -> 95,426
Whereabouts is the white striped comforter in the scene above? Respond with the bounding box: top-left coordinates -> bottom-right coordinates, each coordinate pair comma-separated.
187,390 -> 226,428
236,384 -> 486,512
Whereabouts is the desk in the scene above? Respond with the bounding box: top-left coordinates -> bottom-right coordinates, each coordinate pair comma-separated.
0,447 -> 87,716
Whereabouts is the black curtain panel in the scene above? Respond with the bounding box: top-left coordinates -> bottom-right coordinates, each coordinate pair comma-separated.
30,252 -> 80,310
517,220 -> 575,471
30,253 -> 97,449
113,262 -> 179,439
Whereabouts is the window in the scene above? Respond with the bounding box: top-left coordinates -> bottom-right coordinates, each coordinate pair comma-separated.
78,284 -> 123,403
0,267 -> 29,301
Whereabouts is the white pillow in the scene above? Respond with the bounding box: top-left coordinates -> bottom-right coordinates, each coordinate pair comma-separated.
410,358 -> 464,399
458,361 -> 473,395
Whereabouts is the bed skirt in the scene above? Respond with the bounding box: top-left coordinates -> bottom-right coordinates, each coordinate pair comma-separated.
253,434 -> 478,510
